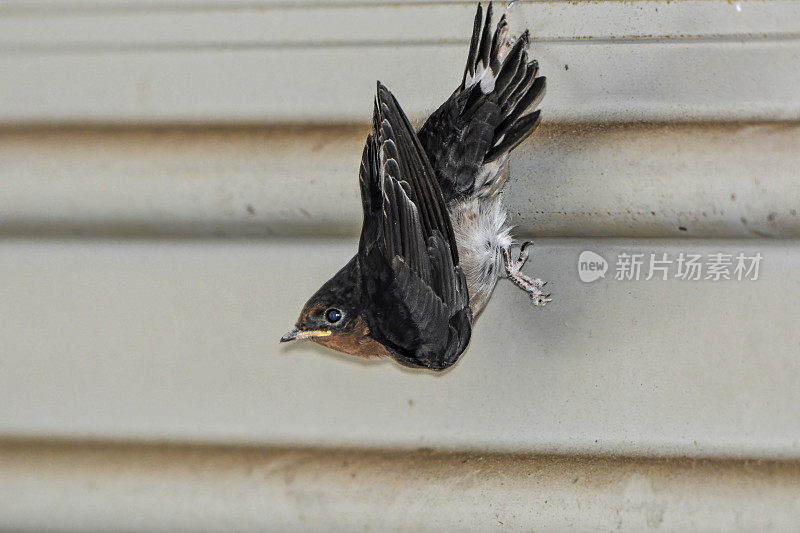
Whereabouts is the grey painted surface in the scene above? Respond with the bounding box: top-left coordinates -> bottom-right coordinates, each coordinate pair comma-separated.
2,441 -> 799,532
0,0 -> 798,526
2,123 -> 799,239
1,0 -> 799,124
4,2 -> 798,47
0,238 -> 797,458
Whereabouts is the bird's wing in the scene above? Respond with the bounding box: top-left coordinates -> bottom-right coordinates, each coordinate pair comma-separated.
358,82 -> 472,370
417,2 -> 546,203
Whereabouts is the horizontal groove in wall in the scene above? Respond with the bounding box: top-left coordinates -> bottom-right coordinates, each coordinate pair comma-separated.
1,439 -> 799,531
1,122 -> 798,239
1,42 -> 797,125
3,1 -> 798,48
1,238 -> 798,458
1,0 -> 799,124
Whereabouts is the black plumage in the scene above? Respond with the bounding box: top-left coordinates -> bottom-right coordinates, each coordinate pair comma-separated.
357,83 -> 472,370
282,2 -> 549,371
418,3 -> 546,202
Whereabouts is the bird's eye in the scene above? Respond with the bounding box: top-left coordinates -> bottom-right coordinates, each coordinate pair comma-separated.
325,308 -> 343,323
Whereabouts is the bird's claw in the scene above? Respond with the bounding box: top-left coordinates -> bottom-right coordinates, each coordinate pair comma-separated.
520,275 -> 551,306
532,292 -> 552,307
504,242 -> 552,307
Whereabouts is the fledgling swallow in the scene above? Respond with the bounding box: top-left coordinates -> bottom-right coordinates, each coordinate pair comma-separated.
281,2 -> 550,371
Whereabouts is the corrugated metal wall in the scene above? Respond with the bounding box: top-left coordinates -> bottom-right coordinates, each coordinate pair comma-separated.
1,1 -> 799,530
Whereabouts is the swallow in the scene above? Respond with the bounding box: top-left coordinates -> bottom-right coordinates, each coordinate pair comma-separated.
281,2 -> 549,371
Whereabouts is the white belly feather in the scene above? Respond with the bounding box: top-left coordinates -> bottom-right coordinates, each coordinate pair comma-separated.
450,195 -> 513,316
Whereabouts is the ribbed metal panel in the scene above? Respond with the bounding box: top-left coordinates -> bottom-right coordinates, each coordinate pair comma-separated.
0,1 -> 798,529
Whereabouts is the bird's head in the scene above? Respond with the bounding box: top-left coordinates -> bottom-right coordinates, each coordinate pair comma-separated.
280,256 -> 390,358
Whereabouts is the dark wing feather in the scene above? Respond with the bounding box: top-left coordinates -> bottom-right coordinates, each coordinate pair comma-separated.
358,82 -> 472,370
417,2 -> 546,202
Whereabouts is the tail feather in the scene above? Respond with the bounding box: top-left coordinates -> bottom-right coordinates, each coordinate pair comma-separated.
502,74 -> 544,129
487,109 -> 541,161
476,2 -> 494,84
488,8 -> 508,73
491,77 -> 546,160
461,4 -> 483,89
500,58 -> 537,105
494,30 -> 528,96
417,2 -> 546,202
460,3 -> 546,166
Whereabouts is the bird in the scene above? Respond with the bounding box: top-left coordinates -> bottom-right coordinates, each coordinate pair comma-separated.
280,2 -> 549,371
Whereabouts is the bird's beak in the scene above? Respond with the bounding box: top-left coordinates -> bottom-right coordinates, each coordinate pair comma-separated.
280,329 -> 299,342
280,328 -> 332,343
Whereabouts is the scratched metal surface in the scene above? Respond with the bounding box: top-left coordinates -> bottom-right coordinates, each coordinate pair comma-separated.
2,122 -> 799,239
0,237 -> 797,458
0,0 -> 799,124
1,441 -> 799,531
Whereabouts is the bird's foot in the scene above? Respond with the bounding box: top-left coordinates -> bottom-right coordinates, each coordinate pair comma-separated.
503,242 -> 552,306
